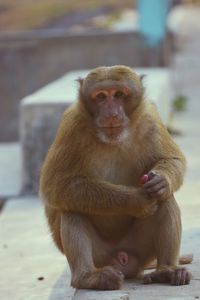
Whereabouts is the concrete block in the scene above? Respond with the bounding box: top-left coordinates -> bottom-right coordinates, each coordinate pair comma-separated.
0,143 -> 21,197
73,290 -> 129,300
20,68 -> 174,194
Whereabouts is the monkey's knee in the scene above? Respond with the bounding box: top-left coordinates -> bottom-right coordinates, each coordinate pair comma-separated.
159,195 -> 181,215
60,212 -> 91,237
156,196 -> 182,233
60,212 -> 94,250
44,211 -> 88,255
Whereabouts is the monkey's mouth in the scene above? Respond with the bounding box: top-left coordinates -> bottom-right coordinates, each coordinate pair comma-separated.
100,126 -> 123,136
102,125 -> 122,128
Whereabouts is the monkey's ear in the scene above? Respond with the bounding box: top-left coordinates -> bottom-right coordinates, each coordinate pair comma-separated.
140,74 -> 147,82
76,77 -> 84,87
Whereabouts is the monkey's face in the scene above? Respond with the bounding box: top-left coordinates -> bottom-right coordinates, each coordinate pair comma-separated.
79,66 -> 144,143
90,86 -> 130,138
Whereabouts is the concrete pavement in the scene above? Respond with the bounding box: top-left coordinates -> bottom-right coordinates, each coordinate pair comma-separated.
0,198 -> 199,300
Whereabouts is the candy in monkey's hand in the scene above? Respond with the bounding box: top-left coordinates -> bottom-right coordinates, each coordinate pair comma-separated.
142,171 -> 169,201
141,171 -> 157,184
140,174 -> 149,184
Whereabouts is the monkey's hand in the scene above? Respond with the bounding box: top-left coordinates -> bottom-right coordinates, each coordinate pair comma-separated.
142,170 -> 170,201
130,188 -> 158,218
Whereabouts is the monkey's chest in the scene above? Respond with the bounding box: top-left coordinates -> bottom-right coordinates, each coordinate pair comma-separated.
90,153 -> 136,186
88,151 -> 141,240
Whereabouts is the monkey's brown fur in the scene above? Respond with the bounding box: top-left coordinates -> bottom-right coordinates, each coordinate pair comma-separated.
40,65 -> 192,290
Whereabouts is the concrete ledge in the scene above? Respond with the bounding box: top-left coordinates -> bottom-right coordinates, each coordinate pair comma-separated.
73,290 -> 129,300
20,68 -> 173,194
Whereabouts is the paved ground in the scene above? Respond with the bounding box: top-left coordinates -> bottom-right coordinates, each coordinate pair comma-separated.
1,5 -> 200,300
0,198 -> 199,300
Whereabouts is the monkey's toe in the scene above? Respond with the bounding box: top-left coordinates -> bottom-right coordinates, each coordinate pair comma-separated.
74,266 -> 124,290
170,267 -> 191,285
143,267 -> 191,286
143,270 -> 171,285
94,266 -> 124,290
143,274 -> 153,284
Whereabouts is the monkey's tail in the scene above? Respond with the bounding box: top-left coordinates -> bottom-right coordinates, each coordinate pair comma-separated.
145,254 -> 193,270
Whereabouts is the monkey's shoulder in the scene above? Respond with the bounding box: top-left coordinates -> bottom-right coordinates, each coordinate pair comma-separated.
62,104 -> 84,128
56,104 -> 90,139
136,102 -> 168,138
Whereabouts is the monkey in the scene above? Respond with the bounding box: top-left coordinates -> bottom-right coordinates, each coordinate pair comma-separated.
40,65 -> 192,290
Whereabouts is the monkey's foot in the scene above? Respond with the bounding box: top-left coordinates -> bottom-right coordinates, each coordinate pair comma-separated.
72,266 -> 124,290
143,267 -> 191,285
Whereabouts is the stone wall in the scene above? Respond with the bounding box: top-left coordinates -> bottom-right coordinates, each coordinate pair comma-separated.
0,29 -> 173,141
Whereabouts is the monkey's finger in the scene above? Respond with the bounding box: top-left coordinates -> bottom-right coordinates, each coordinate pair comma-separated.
150,188 -> 166,198
147,170 -> 157,180
179,268 -> 187,285
174,269 -> 183,285
145,270 -> 166,283
145,182 -> 166,193
185,271 -> 191,284
143,176 -> 163,189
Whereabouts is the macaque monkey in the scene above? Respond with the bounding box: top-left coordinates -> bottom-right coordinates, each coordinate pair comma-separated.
40,65 -> 192,290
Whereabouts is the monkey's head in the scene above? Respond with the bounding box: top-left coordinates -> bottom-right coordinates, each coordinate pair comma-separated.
78,65 -> 144,144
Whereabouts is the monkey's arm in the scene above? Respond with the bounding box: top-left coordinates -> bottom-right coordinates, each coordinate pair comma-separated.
40,170 -> 156,216
143,112 -> 186,199
40,149 -> 155,217
152,155 -> 186,193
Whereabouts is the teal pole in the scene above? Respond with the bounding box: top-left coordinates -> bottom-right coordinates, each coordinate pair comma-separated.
137,0 -> 172,47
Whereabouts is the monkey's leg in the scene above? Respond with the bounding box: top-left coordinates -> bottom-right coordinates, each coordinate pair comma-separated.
107,217 -> 156,279
143,196 -> 191,286
60,213 -> 124,290
145,253 -> 193,270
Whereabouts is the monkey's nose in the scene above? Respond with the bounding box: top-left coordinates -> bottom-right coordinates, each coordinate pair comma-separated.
105,111 -> 121,120
106,107 -> 119,118
108,114 -> 120,121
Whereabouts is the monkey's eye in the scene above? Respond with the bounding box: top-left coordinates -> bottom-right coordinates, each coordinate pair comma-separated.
96,92 -> 107,100
114,91 -> 124,98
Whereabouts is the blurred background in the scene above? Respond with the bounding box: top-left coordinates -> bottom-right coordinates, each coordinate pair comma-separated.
0,0 -> 194,142
1,1 -> 200,299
